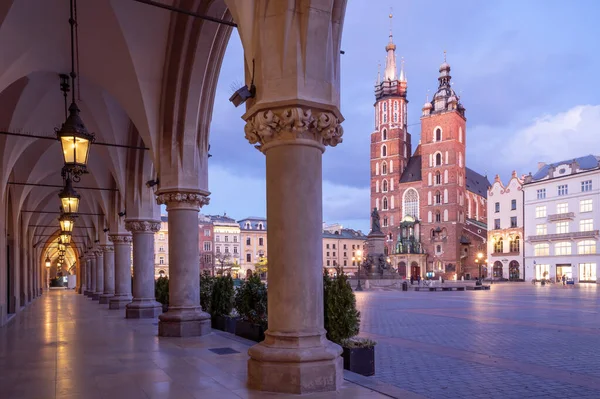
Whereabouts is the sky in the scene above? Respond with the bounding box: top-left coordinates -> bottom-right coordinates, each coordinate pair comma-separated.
202,0 -> 600,233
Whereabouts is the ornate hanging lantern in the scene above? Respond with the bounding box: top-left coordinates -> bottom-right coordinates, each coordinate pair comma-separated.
60,232 -> 72,245
58,178 -> 80,214
45,255 -> 51,268
59,213 -> 75,233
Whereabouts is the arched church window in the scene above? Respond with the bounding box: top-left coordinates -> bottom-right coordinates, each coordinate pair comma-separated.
394,101 -> 398,111
382,180 -> 388,192
382,145 -> 387,157
382,129 -> 387,141
435,153 -> 442,166
435,211 -> 441,222
394,112 -> 398,122
459,127 -> 463,143
383,217 -> 388,227
382,197 -> 388,210
435,128 -> 442,142
435,191 -> 442,205
376,162 -> 379,175
383,102 -> 387,112
383,114 -> 387,123
435,171 -> 441,185
382,162 -> 387,175
402,188 -> 419,219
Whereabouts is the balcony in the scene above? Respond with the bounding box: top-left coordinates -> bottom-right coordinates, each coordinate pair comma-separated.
547,212 -> 575,222
528,230 -> 599,242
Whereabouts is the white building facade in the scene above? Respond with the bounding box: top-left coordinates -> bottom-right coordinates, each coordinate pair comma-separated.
211,215 -> 242,276
487,172 -> 524,280
523,156 -> 600,283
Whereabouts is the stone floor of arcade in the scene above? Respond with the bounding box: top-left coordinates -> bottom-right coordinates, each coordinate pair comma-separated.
0,290 -> 414,399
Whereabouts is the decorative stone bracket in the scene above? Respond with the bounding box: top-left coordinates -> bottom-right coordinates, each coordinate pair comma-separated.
244,106 -> 344,151
156,192 -> 210,211
108,235 -> 133,244
125,220 -> 161,233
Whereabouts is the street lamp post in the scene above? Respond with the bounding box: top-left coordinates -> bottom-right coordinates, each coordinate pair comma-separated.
476,252 -> 484,281
353,250 -> 363,291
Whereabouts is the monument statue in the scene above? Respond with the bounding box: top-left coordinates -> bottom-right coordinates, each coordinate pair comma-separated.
371,207 -> 381,233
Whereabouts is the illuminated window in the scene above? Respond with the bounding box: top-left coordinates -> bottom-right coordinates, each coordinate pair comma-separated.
580,219 -> 593,232
580,199 -> 593,213
509,236 -> 520,253
578,240 -> 596,254
535,206 -> 546,218
556,221 -> 569,234
536,224 -> 547,235
534,243 -> 549,256
402,189 -> 419,219
579,263 -> 597,281
535,264 -> 550,280
554,242 -> 571,256
556,203 -> 568,214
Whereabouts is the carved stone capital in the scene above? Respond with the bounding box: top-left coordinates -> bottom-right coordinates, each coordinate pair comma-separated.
108,234 -> 133,244
102,245 -> 114,253
156,191 -> 209,211
125,220 -> 161,233
94,249 -> 104,257
243,106 -> 344,151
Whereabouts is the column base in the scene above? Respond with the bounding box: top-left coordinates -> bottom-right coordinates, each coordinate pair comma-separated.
91,292 -> 102,300
126,299 -> 162,319
84,290 -> 91,296
109,295 -> 133,310
99,293 -> 114,304
247,331 -> 343,394
158,307 -> 210,337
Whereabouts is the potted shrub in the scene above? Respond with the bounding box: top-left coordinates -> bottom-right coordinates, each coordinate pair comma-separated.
210,274 -> 237,333
155,276 -> 169,312
324,269 -> 376,376
200,270 -> 214,314
234,274 -> 267,342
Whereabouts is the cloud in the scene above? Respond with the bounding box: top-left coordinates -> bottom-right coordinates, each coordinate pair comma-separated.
203,164 -> 369,232
467,104 -> 600,180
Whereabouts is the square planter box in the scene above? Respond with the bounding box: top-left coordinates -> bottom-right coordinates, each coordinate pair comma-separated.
342,346 -> 375,376
235,320 -> 265,342
211,315 -> 238,334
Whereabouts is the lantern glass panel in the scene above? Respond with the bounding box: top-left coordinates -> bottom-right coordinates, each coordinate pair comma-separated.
59,217 -> 74,233
60,136 -> 90,167
60,196 -> 79,214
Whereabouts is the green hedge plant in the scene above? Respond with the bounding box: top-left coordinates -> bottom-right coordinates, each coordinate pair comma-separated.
323,269 -> 361,344
155,276 -> 169,305
211,274 -> 235,318
200,270 -> 215,313
234,274 -> 267,328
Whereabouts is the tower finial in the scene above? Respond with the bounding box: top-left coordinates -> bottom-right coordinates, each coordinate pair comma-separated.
444,50 -> 447,62
389,8 -> 393,40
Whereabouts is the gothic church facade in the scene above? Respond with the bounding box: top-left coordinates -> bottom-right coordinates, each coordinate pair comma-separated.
370,25 -> 489,280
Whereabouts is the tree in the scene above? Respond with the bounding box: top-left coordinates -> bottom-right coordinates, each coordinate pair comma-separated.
200,251 -> 215,276
214,252 -> 233,275
254,255 -> 268,277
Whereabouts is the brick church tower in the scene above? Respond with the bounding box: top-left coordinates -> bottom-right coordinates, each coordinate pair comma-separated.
370,15 -> 410,244
419,56 -> 468,273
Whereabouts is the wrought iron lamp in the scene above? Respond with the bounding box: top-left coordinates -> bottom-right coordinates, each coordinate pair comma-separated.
59,213 -> 75,233
58,177 -> 80,214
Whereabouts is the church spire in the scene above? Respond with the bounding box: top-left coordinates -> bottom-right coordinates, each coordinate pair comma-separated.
384,10 -> 396,81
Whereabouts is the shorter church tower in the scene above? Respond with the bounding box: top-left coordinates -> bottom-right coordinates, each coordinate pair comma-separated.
370,13 -> 411,248
419,55 -> 468,274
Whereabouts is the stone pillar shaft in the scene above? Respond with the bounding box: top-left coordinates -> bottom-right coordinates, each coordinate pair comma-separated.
92,250 -> 104,300
85,257 -> 92,296
109,235 -> 133,310
125,220 -> 162,318
79,257 -> 86,294
89,256 -> 97,298
156,192 -> 210,336
99,246 -> 115,304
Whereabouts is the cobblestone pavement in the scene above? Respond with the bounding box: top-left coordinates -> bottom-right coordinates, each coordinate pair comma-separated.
355,282 -> 600,399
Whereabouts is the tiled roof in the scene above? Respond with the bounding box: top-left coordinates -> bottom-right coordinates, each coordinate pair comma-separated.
209,214 -> 237,224
322,228 -> 367,239
465,167 -> 490,198
238,217 -> 267,230
532,155 -> 599,181
399,155 -> 422,183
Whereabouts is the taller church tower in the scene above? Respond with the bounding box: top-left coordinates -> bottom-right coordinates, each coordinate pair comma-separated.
370,14 -> 411,244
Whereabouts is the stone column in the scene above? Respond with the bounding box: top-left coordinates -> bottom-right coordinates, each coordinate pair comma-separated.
89,255 -> 97,299
155,192 -> 210,336
125,220 -> 162,318
84,256 -> 92,296
243,106 -> 344,393
99,245 -> 115,304
79,256 -> 86,294
109,234 -> 133,310
92,249 -> 104,300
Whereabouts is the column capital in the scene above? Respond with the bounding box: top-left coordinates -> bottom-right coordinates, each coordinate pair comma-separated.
102,245 -> 115,253
93,248 -> 104,257
109,234 -> 133,244
155,191 -> 210,211
124,220 -> 161,233
243,105 -> 343,152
